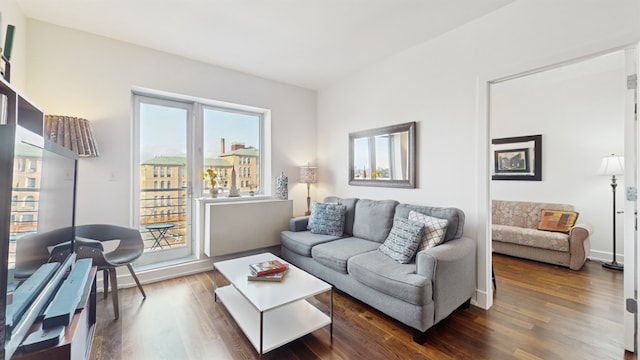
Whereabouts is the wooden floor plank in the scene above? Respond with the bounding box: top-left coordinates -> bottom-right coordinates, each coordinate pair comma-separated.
90,254 -> 636,360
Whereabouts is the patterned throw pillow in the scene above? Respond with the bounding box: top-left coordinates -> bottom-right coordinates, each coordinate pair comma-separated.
408,210 -> 449,252
537,209 -> 579,233
379,217 -> 425,263
308,202 -> 347,236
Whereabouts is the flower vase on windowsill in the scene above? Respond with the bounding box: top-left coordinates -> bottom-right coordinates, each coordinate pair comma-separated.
202,168 -> 219,198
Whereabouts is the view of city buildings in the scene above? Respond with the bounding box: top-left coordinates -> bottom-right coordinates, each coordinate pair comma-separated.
9,138 -> 259,256
10,145 -> 41,235
8,144 -> 43,267
138,139 -> 259,249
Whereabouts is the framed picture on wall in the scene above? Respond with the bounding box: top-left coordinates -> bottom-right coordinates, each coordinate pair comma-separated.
491,134 -> 542,181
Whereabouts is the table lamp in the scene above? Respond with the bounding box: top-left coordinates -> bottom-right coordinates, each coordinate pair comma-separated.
299,165 -> 317,216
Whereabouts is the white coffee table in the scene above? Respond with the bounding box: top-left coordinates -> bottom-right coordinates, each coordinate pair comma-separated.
213,252 -> 333,357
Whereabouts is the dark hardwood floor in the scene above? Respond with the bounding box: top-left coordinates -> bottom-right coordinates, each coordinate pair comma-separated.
90,254 -> 635,360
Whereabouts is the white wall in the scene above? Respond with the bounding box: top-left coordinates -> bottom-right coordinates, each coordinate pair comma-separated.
491,52 -> 626,261
317,0 -> 640,307
23,20 -> 317,224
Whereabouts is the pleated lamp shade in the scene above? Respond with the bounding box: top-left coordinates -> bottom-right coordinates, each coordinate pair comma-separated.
44,115 -> 100,157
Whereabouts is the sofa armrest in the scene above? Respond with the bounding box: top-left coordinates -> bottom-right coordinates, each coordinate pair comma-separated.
289,216 -> 310,232
568,222 -> 591,270
416,236 -> 476,323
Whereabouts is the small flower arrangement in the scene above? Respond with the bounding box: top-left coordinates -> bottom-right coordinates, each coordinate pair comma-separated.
201,168 -> 218,188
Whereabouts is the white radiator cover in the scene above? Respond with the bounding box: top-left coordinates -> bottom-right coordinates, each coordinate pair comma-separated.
204,199 -> 293,257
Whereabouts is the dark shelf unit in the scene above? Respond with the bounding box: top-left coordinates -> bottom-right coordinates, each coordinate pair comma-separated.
0,78 -> 94,360
11,267 -> 97,360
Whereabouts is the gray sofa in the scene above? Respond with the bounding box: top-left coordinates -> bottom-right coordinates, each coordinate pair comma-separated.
280,197 -> 476,342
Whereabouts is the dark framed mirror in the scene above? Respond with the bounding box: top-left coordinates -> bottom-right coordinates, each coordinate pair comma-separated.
349,121 -> 416,188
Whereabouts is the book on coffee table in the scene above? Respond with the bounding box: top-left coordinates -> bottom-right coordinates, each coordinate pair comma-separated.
249,259 -> 288,277
247,268 -> 289,282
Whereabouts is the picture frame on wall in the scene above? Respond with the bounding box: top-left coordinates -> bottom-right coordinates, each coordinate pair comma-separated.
491,134 -> 542,181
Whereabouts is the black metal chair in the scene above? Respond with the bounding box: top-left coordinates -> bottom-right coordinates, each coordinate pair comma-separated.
74,224 -> 146,319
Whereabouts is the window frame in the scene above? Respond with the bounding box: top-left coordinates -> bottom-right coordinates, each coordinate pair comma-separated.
201,104 -> 265,197
132,93 -> 194,266
131,87 -> 272,267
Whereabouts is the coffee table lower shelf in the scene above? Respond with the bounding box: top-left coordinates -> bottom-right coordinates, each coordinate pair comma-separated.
215,285 -> 331,354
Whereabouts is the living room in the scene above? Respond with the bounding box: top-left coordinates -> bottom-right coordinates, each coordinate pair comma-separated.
1,0 -> 639,359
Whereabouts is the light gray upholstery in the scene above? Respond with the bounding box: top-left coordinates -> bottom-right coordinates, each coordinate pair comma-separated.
311,238 -> 380,273
289,216 -> 310,232
352,199 -> 399,243
348,250 -> 432,305
415,236 -> 476,323
280,197 -> 476,339
281,230 -> 341,257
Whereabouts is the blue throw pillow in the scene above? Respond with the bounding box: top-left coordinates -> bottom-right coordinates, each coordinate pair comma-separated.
379,216 -> 425,263
308,202 -> 347,236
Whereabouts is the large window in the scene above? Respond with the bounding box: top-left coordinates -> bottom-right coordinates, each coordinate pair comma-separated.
133,91 -> 268,266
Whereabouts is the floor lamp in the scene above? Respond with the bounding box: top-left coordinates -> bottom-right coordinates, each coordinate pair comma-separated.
299,165 -> 317,216
599,154 -> 624,271
44,115 -> 100,157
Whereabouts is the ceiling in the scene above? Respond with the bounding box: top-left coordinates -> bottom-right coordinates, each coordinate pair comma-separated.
16,0 -> 514,90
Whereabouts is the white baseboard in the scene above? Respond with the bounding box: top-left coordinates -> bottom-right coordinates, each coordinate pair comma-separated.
473,288 -> 492,310
588,250 -> 624,264
99,245 -> 281,292
99,258 -> 213,292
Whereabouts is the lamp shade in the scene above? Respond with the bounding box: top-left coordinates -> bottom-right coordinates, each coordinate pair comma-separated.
299,166 -> 318,184
598,154 -> 624,176
44,115 -> 100,157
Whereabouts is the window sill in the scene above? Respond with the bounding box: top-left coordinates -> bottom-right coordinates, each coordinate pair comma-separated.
196,195 -> 276,203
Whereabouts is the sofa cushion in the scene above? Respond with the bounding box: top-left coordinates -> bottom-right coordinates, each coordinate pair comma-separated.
395,204 -> 464,242
348,250 -> 432,306
352,199 -> 399,243
408,211 -> 448,252
379,217 -> 425,263
280,230 -> 341,257
308,202 -> 346,236
311,238 -> 380,273
537,209 -> 578,233
492,200 -> 575,229
492,224 -> 570,252
324,197 -> 359,235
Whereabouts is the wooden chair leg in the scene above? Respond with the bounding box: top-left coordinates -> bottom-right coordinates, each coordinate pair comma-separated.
127,263 -> 147,299
103,269 -> 109,299
109,268 -> 120,320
